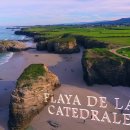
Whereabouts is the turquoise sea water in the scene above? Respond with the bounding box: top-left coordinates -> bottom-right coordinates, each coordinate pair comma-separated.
0,27 -> 29,65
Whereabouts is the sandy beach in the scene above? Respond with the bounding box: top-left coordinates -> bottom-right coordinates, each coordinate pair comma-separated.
0,47 -> 130,130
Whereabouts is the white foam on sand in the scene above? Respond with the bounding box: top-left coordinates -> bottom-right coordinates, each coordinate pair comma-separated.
0,52 -> 13,66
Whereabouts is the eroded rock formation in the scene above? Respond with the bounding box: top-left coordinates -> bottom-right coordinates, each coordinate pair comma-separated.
0,41 -> 28,52
54,40 -> 80,54
36,37 -> 80,54
8,64 -> 60,130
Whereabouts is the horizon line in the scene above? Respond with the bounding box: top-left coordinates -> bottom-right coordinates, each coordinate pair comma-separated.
0,17 -> 129,27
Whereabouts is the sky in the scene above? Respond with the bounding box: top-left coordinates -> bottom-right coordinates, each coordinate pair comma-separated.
0,0 -> 130,26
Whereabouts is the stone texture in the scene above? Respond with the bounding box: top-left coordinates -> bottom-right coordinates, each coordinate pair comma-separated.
8,64 -> 60,130
36,39 -> 80,54
54,40 -> 80,54
0,41 -> 28,52
75,35 -> 108,49
82,48 -> 130,86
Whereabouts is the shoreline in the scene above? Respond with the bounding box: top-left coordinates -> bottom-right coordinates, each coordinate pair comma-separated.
0,48 -> 130,130
0,52 -> 14,66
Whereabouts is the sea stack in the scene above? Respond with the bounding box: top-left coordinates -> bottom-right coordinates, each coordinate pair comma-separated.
8,64 -> 61,130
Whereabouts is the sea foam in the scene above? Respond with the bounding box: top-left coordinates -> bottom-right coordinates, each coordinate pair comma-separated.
0,52 -> 13,66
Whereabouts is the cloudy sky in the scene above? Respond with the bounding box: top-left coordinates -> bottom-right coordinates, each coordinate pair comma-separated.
0,0 -> 130,26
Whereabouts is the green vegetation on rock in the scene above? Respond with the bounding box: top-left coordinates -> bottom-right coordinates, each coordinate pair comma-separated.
8,64 -> 60,130
18,64 -> 46,80
17,64 -> 46,88
117,47 -> 130,58
84,48 -> 125,62
82,48 -> 130,86
48,36 -> 76,44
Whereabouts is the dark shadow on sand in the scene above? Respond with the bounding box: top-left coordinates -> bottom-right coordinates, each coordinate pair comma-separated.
0,80 -> 16,130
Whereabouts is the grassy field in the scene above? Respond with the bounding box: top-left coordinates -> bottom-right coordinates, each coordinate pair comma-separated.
117,47 -> 130,58
25,26 -> 130,46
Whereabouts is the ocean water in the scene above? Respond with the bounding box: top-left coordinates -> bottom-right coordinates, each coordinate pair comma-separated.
0,27 -> 26,41
0,52 -> 14,65
0,26 -> 29,66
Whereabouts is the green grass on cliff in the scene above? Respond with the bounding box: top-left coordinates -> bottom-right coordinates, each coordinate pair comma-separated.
48,36 -> 76,44
19,64 -> 45,80
84,48 -> 125,61
24,26 -> 130,47
117,47 -> 130,58
17,64 -> 46,86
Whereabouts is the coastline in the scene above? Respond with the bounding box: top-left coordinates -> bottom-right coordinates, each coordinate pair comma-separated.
0,52 -> 14,66
0,48 -> 130,130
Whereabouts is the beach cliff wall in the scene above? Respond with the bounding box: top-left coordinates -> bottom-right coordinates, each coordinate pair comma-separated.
82,48 -> 130,86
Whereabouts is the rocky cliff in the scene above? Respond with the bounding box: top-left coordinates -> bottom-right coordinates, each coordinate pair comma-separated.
75,35 -> 108,49
0,41 -> 28,53
54,41 -> 80,54
82,48 -> 130,86
15,30 -> 45,42
15,30 -> 38,38
36,37 -> 80,54
16,30 -> 80,54
8,64 -> 61,130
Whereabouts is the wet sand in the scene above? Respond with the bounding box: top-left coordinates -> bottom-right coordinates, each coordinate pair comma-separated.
0,48 -> 130,130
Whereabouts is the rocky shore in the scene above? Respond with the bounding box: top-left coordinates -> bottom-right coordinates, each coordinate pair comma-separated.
8,64 -> 60,130
15,30 -> 39,38
0,41 -> 29,53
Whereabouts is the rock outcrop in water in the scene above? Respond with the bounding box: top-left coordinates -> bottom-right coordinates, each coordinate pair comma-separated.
8,64 -> 60,130
0,41 -> 28,53
82,48 -> 130,86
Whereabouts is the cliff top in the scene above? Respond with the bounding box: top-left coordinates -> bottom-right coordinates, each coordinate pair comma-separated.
83,48 -> 125,61
48,36 -> 76,44
17,64 -> 46,88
